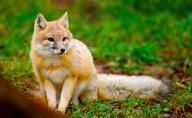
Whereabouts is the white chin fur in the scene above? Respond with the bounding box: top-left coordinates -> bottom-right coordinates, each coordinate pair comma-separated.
53,49 -> 61,54
34,43 -> 54,57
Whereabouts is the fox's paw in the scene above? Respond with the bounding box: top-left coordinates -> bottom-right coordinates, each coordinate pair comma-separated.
48,101 -> 57,110
57,102 -> 67,114
71,99 -> 79,106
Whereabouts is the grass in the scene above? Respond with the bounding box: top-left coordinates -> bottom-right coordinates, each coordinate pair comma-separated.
0,0 -> 192,117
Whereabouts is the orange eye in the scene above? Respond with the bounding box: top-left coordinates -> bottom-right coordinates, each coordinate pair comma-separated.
62,37 -> 68,41
47,37 -> 54,42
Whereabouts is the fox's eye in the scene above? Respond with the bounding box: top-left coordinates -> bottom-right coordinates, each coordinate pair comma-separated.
62,37 -> 68,41
47,37 -> 54,42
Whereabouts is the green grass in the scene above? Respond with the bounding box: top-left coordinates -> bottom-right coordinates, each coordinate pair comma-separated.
0,0 -> 192,117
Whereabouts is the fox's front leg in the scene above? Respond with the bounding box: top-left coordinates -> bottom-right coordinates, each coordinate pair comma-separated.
33,67 -> 45,96
38,77 -> 45,96
45,79 -> 57,109
58,76 -> 77,113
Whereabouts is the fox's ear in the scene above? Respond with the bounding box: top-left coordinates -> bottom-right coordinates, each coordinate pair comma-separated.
35,13 -> 47,30
59,12 -> 69,29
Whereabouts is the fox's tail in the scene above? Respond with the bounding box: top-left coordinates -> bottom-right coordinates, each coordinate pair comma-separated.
97,74 -> 172,101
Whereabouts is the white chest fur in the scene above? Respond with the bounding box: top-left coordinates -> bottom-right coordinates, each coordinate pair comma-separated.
42,68 -> 70,84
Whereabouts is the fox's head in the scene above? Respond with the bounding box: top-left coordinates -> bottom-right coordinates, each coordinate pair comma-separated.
32,12 -> 73,57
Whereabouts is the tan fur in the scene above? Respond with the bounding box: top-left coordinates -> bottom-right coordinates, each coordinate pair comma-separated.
30,12 -> 171,114
30,12 -> 97,113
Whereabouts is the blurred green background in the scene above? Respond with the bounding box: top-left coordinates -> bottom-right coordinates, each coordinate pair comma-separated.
0,0 -> 192,117
0,0 -> 192,63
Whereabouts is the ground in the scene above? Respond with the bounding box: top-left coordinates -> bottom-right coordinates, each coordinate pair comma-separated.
0,0 -> 192,117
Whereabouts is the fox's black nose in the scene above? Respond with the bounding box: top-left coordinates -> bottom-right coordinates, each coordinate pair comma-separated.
60,48 -> 65,53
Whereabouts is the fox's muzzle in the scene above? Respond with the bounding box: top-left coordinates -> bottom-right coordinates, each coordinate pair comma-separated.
59,48 -> 65,54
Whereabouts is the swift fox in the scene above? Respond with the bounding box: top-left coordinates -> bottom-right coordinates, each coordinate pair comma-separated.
30,12 -> 171,113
